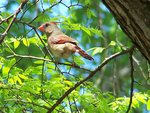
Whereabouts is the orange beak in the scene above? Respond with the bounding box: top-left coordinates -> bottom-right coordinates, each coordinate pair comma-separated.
38,25 -> 44,31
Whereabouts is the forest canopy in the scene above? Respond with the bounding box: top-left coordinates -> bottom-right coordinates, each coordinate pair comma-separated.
0,0 -> 150,113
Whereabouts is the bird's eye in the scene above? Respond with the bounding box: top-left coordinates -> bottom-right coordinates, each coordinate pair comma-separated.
45,24 -> 49,27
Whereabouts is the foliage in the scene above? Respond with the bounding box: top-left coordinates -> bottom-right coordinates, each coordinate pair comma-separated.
0,0 -> 149,113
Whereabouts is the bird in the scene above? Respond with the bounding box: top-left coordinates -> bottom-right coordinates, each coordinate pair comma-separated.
38,22 -> 94,60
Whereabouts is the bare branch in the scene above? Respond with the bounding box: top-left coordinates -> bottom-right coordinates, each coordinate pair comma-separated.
0,0 -> 29,44
4,99 -> 49,110
73,97 -> 80,113
60,1 -> 83,9
47,47 -> 134,113
126,49 -> 135,113
7,53 -> 90,72
7,58 -> 23,80
67,96 -> 73,113
41,55 -> 46,98
19,0 -> 39,20
29,0 -> 63,24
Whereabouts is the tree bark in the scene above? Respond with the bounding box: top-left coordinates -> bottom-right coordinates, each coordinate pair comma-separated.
102,0 -> 150,62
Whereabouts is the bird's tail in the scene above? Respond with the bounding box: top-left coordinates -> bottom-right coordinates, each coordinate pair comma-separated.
75,46 -> 94,60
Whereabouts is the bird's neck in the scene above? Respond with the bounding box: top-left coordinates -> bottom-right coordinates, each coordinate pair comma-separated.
47,28 -> 64,37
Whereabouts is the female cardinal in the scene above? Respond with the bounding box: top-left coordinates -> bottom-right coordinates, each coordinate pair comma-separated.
38,22 -> 93,60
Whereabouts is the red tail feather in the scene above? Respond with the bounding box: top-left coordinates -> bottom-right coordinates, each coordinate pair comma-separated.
75,46 -> 94,60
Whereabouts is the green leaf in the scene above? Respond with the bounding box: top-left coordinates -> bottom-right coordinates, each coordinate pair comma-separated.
0,63 -> 2,69
26,98 -> 32,102
90,28 -> 103,38
109,41 -> 116,46
19,74 -> 28,80
81,26 -> 91,36
87,9 -> 92,18
49,0 -> 56,4
8,78 -> 15,84
132,98 -> 139,108
2,67 -> 10,75
74,56 -> 85,65
13,40 -> 20,49
14,76 -> 23,85
36,13 -> 51,22
147,99 -> 150,110
63,23 -> 81,30
136,93 -> 147,104
87,9 -> 96,18
64,80 -> 73,87
22,38 -> 30,47
88,47 -> 105,56
37,99 -> 47,106
34,60 -> 43,64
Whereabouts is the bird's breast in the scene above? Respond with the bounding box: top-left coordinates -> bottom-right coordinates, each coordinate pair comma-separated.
49,43 -> 75,58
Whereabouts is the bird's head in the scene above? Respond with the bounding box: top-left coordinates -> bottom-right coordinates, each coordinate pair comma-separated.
38,22 -> 60,34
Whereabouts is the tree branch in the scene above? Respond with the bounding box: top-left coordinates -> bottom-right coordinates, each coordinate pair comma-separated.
7,54 -> 90,72
47,47 -> 134,113
0,0 -> 29,44
126,48 -> 134,113
4,99 -> 49,110
28,0 -> 62,24
101,0 -> 150,62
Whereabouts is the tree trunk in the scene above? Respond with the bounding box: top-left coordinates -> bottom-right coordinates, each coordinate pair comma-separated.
102,0 -> 150,62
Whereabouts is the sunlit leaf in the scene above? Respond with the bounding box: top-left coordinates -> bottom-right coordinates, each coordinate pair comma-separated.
81,26 -> 91,36
147,99 -> 150,110
74,56 -> 85,65
37,99 -> 47,106
136,93 -> 147,104
2,67 -> 10,75
88,47 -> 105,56
19,74 -> 28,80
49,0 -> 57,4
8,78 -> 15,84
109,41 -> 116,46
90,28 -> 103,38
0,63 -> 2,69
132,98 -> 139,108
34,60 -> 43,64
64,80 -> 73,87
22,38 -> 30,47
14,40 -> 20,49
14,76 -> 23,85
27,98 -> 32,102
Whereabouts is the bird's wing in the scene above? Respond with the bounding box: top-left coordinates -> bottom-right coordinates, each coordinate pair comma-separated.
50,35 -> 78,45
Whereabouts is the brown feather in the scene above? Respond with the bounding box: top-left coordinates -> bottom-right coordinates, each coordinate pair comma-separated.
49,35 -> 77,45
75,46 -> 94,60
39,22 -> 93,60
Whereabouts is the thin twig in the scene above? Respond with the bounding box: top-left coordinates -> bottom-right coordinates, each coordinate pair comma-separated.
15,20 -> 91,72
47,47 -> 134,113
73,97 -> 80,113
1,87 -> 41,99
7,58 -> 23,80
132,56 -> 146,79
28,0 -> 62,24
41,54 -> 46,98
7,54 -> 90,72
0,0 -> 29,44
33,29 -> 59,68
60,2 -> 83,9
7,54 -> 51,61
67,96 -> 73,113
19,0 -> 39,20
126,49 -> 134,113
4,99 -> 49,110
0,14 -> 13,25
